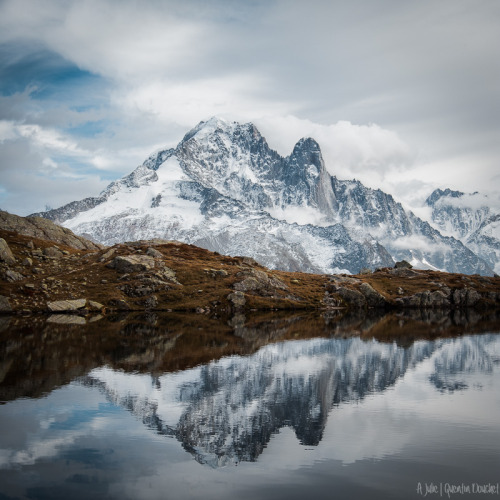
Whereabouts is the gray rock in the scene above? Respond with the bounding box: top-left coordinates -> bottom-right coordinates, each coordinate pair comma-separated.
4,269 -> 24,282
99,248 -> 115,262
241,256 -> 259,267
22,257 -> 33,266
146,247 -> 164,259
0,238 -> 16,265
158,265 -> 180,284
233,276 -> 261,292
394,260 -> 413,269
334,286 -> 367,308
43,246 -> 64,259
233,269 -> 287,294
88,300 -> 105,311
47,299 -> 87,312
359,282 -> 388,307
465,289 -> 481,307
108,255 -> 156,273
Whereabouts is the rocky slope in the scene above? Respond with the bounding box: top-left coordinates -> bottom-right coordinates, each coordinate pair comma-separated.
32,117 -> 493,276
0,216 -> 499,316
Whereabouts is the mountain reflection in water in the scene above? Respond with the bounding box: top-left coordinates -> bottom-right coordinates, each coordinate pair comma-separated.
1,308 -> 499,402
1,309 -> 499,471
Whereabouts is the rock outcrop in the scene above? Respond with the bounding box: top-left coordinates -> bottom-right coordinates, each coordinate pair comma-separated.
0,210 -> 101,251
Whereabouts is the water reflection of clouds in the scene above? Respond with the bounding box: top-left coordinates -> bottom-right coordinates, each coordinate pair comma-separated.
0,334 -> 499,500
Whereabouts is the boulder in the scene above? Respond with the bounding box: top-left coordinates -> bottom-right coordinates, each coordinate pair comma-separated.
47,298 -> 87,313
394,260 -> 413,269
43,246 -> 64,259
4,269 -> 24,282
88,300 -> 105,312
359,282 -> 388,308
146,247 -> 164,259
108,255 -> 156,273
0,238 -> 16,265
334,286 -> 367,308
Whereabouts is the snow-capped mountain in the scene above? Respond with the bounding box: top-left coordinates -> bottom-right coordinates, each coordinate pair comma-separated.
426,188 -> 500,274
33,117 -> 494,275
81,334 -> 500,467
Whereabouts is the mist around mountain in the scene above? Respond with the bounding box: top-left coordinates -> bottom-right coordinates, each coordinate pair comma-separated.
426,188 -> 500,274
33,118 -> 495,276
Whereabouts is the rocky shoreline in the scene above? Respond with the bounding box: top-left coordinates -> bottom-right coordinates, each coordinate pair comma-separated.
1,211 -> 499,317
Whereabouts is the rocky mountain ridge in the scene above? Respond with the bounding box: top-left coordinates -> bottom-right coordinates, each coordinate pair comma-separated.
32,117 -> 494,276
426,188 -> 500,274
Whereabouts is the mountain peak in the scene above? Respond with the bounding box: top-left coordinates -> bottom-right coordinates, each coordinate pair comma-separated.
31,119 -> 496,276
181,116 -> 238,143
426,188 -> 465,206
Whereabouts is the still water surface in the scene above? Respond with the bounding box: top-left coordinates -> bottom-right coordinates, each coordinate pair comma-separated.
1,311 -> 499,499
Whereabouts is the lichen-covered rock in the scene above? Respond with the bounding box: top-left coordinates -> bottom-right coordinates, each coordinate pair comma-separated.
227,291 -> 246,309
0,238 -> 16,265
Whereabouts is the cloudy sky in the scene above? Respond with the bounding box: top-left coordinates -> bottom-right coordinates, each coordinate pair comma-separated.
0,0 -> 499,216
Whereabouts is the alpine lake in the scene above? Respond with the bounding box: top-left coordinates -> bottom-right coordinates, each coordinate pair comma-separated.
1,309 -> 499,500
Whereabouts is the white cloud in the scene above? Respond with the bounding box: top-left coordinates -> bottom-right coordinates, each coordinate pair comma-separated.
0,0 -> 499,217
434,191 -> 500,213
